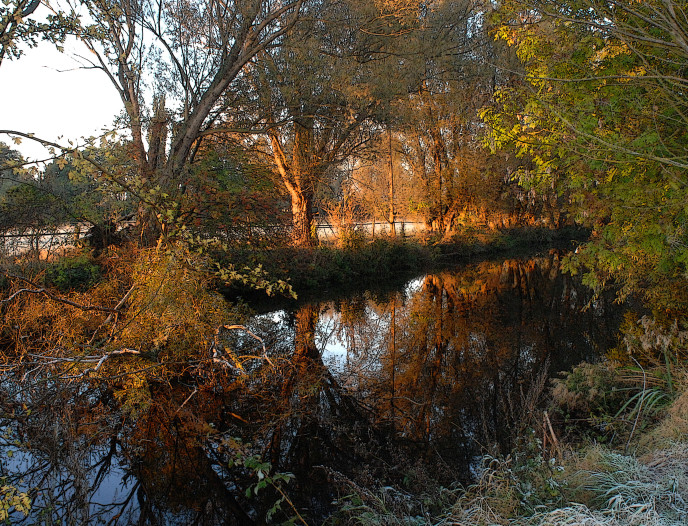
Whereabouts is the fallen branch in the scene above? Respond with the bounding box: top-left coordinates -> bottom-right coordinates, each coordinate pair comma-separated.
1,273 -> 120,313
25,348 -> 142,379
174,387 -> 198,416
211,324 -> 274,370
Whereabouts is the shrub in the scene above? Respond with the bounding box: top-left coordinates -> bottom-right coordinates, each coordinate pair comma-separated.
43,255 -> 101,291
338,227 -> 366,251
551,362 -> 625,421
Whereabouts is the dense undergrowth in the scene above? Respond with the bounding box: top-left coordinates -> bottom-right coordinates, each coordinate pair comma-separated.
222,225 -> 588,300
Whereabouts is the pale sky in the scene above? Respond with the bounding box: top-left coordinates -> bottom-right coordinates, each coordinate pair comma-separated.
0,40 -> 122,162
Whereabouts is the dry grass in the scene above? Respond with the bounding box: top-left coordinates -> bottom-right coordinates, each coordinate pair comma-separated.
639,379 -> 688,449
439,434 -> 688,526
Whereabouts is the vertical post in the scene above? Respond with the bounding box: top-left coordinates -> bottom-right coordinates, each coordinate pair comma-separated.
439,167 -> 443,233
390,296 -> 396,434
388,128 -> 396,238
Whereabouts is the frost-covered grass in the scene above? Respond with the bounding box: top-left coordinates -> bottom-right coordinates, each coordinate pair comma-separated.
331,443 -> 688,525
446,444 -> 688,526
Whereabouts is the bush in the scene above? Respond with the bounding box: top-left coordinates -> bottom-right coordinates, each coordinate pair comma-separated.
338,227 -> 366,251
551,363 -> 624,420
43,255 -> 101,291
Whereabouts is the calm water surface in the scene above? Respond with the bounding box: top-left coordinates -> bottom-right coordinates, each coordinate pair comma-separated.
0,250 -> 630,524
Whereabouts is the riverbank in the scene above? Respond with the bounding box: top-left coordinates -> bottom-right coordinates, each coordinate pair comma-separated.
222,225 -> 589,302
1,226 -> 685,524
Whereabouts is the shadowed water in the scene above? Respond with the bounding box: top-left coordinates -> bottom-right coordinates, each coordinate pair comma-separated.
0,250 -> 630,524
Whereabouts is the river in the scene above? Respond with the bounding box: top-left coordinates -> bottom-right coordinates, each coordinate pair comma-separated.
0,249 -> 630,524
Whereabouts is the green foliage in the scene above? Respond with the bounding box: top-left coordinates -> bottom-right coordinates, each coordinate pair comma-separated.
614,387 -> 670,424
44,153 -> 134,228
221,238 -> 435,298
0,149 -> 130,256
223,439 -> 301,525
551,362 -> 633,442
179,231 -> 295,297
332,488 -> 434,526
0,0 -> 80,66
550,351 -> 685,446
43,254 -> 101,291
485,1 -> 688,309
0,142 -> 31,195
185,142 -> 289,247
0,183 -> 65,232
552,363 -> 623,418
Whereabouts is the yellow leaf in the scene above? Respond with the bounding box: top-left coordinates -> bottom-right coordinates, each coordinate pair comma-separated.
12,137 -> 21,145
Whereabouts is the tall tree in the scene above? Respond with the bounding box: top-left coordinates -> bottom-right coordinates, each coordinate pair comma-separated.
215,0 -> 441,247
230,0 -> 405,246
70,0 -> 304,243
388,0 -> 539,236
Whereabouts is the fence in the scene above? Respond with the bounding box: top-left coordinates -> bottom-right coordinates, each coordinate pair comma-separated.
0,225 -> 86,259
0,219 -> 428,258
316,220 -> 426,242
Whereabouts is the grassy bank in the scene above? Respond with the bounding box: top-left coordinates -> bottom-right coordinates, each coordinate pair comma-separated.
222,225 -> 589,301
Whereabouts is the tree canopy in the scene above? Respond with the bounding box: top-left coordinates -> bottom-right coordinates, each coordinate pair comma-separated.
0,0 -> 79,65
483,0 -> 688,308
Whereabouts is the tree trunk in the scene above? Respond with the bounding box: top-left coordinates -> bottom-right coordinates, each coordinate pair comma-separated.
271,119 -> 318,248
388,128 -> 396,238
290,189 -> 315,248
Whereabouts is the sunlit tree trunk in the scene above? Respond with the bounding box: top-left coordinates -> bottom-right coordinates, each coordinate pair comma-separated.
290,191 -> 315,247
270,120 -> 318,248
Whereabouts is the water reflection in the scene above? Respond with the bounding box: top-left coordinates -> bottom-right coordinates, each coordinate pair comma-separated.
0,250 -> 628,524
0,382 -> 258,524
309,250 -> 623,465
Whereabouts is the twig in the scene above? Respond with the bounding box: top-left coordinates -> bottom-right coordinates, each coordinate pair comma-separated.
25,348 -> 142,379
216,324 -> 274,367
626,357 -> 647,454
543,411 -> 561,460
174,387 -> 198,416
102,285 -> 136,323
273,483 -> 310,526
89,284 -> 137,344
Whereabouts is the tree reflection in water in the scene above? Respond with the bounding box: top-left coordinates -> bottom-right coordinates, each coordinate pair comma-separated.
315,250 -> 625,478
0,251 -> 628,524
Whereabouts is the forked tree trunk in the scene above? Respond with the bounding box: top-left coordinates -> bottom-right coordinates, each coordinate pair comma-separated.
271,119 -> 318,248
